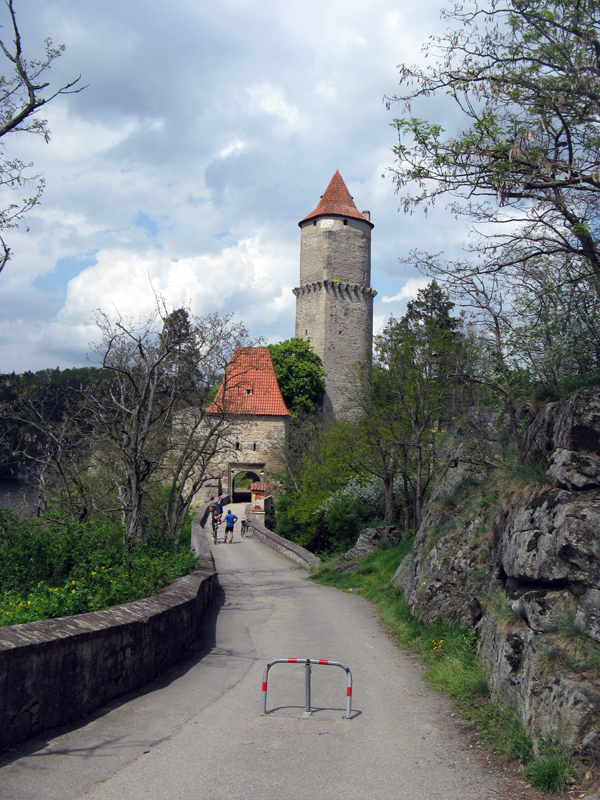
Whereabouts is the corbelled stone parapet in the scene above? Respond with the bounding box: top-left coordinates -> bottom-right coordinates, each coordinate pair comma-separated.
293,280 -> 377,299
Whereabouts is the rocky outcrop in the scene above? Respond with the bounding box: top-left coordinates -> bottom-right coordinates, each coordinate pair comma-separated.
329,526 -> 404,573
392,388 -> 600,753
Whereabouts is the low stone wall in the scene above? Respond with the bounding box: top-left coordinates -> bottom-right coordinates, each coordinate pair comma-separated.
246,510 -> 321,570
0,519 -> 219,751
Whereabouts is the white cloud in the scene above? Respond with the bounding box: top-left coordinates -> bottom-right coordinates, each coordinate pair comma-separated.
381,277 -> 430,303
218,139 -> 246,159
246,82 -> 304,132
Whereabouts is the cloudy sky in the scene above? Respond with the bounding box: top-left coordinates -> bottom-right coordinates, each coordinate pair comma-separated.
0,0 -> 465,372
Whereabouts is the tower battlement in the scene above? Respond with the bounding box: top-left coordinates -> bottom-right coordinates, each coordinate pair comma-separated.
292,281 -> 377,299
293,171 -> 375,420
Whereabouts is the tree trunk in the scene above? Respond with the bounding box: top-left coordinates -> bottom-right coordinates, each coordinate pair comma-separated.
383,446 -> 396,522
384,472 -> 394,523
415,444 -> 423,531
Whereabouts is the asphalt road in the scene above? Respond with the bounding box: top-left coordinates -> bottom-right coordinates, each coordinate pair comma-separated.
1,504 -> 526,799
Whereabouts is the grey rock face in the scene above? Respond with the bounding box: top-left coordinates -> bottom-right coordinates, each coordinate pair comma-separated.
554,388 -> 600,454
477,615 -> 600,751
517,589 -> 577,633
549,448 -> 600,490
394,390 -> 600,753
392,496 -> 494,628
576,589 -> 600,643
499,489 -> 600,588
525,387 -> 600,458
523,401 -> 559,459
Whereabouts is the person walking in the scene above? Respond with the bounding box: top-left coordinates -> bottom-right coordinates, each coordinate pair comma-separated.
223,509 -> 238,544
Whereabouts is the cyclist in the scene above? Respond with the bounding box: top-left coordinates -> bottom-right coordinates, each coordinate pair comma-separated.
209,496 -> 222,524
223,509 -> 238,544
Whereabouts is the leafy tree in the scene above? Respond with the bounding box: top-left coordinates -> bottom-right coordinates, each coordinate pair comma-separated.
364,282 -> 468,528
0,0 -> 83,274
268,338 -> 325,416
273,421 -> 358,552
388,0 -> 600,295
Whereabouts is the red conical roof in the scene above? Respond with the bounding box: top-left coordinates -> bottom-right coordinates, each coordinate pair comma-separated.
299,170 -> 373,227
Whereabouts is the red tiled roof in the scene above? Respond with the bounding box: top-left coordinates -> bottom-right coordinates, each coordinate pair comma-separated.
299,170 -> 373,227
207,347 -> 291,417
250,483 -> 268,492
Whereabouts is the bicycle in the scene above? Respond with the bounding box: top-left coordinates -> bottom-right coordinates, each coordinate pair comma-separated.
240,520 -> 253,539
211,516 -> 220,545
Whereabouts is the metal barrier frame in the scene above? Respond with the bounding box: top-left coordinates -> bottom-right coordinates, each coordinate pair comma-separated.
261,658 -> 352,719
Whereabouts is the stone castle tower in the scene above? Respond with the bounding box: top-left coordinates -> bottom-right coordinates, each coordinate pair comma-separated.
293,170 -> 376,419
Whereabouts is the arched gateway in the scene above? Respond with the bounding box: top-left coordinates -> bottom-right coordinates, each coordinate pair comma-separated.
198,347 -> 291,505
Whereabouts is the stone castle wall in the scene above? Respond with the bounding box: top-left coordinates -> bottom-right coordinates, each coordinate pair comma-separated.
195,415 -> 288,503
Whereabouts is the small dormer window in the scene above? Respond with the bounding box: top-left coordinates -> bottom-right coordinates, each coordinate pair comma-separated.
245,388 -> 253,395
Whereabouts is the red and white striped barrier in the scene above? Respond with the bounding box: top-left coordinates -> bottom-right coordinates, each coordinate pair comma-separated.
261,657 -> 353,719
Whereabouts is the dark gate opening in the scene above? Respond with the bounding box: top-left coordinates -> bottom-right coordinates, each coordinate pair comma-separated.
232,470 -> 261,503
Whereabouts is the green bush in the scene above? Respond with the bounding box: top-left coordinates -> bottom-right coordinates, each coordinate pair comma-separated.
0,508 -> 198,626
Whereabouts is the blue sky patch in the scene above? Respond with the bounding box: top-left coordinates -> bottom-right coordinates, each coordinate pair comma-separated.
135,211 -> 159,237
33,251 -> 99,296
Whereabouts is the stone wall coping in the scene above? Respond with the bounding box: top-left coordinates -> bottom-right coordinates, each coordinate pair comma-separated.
246,509 -> 321,570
